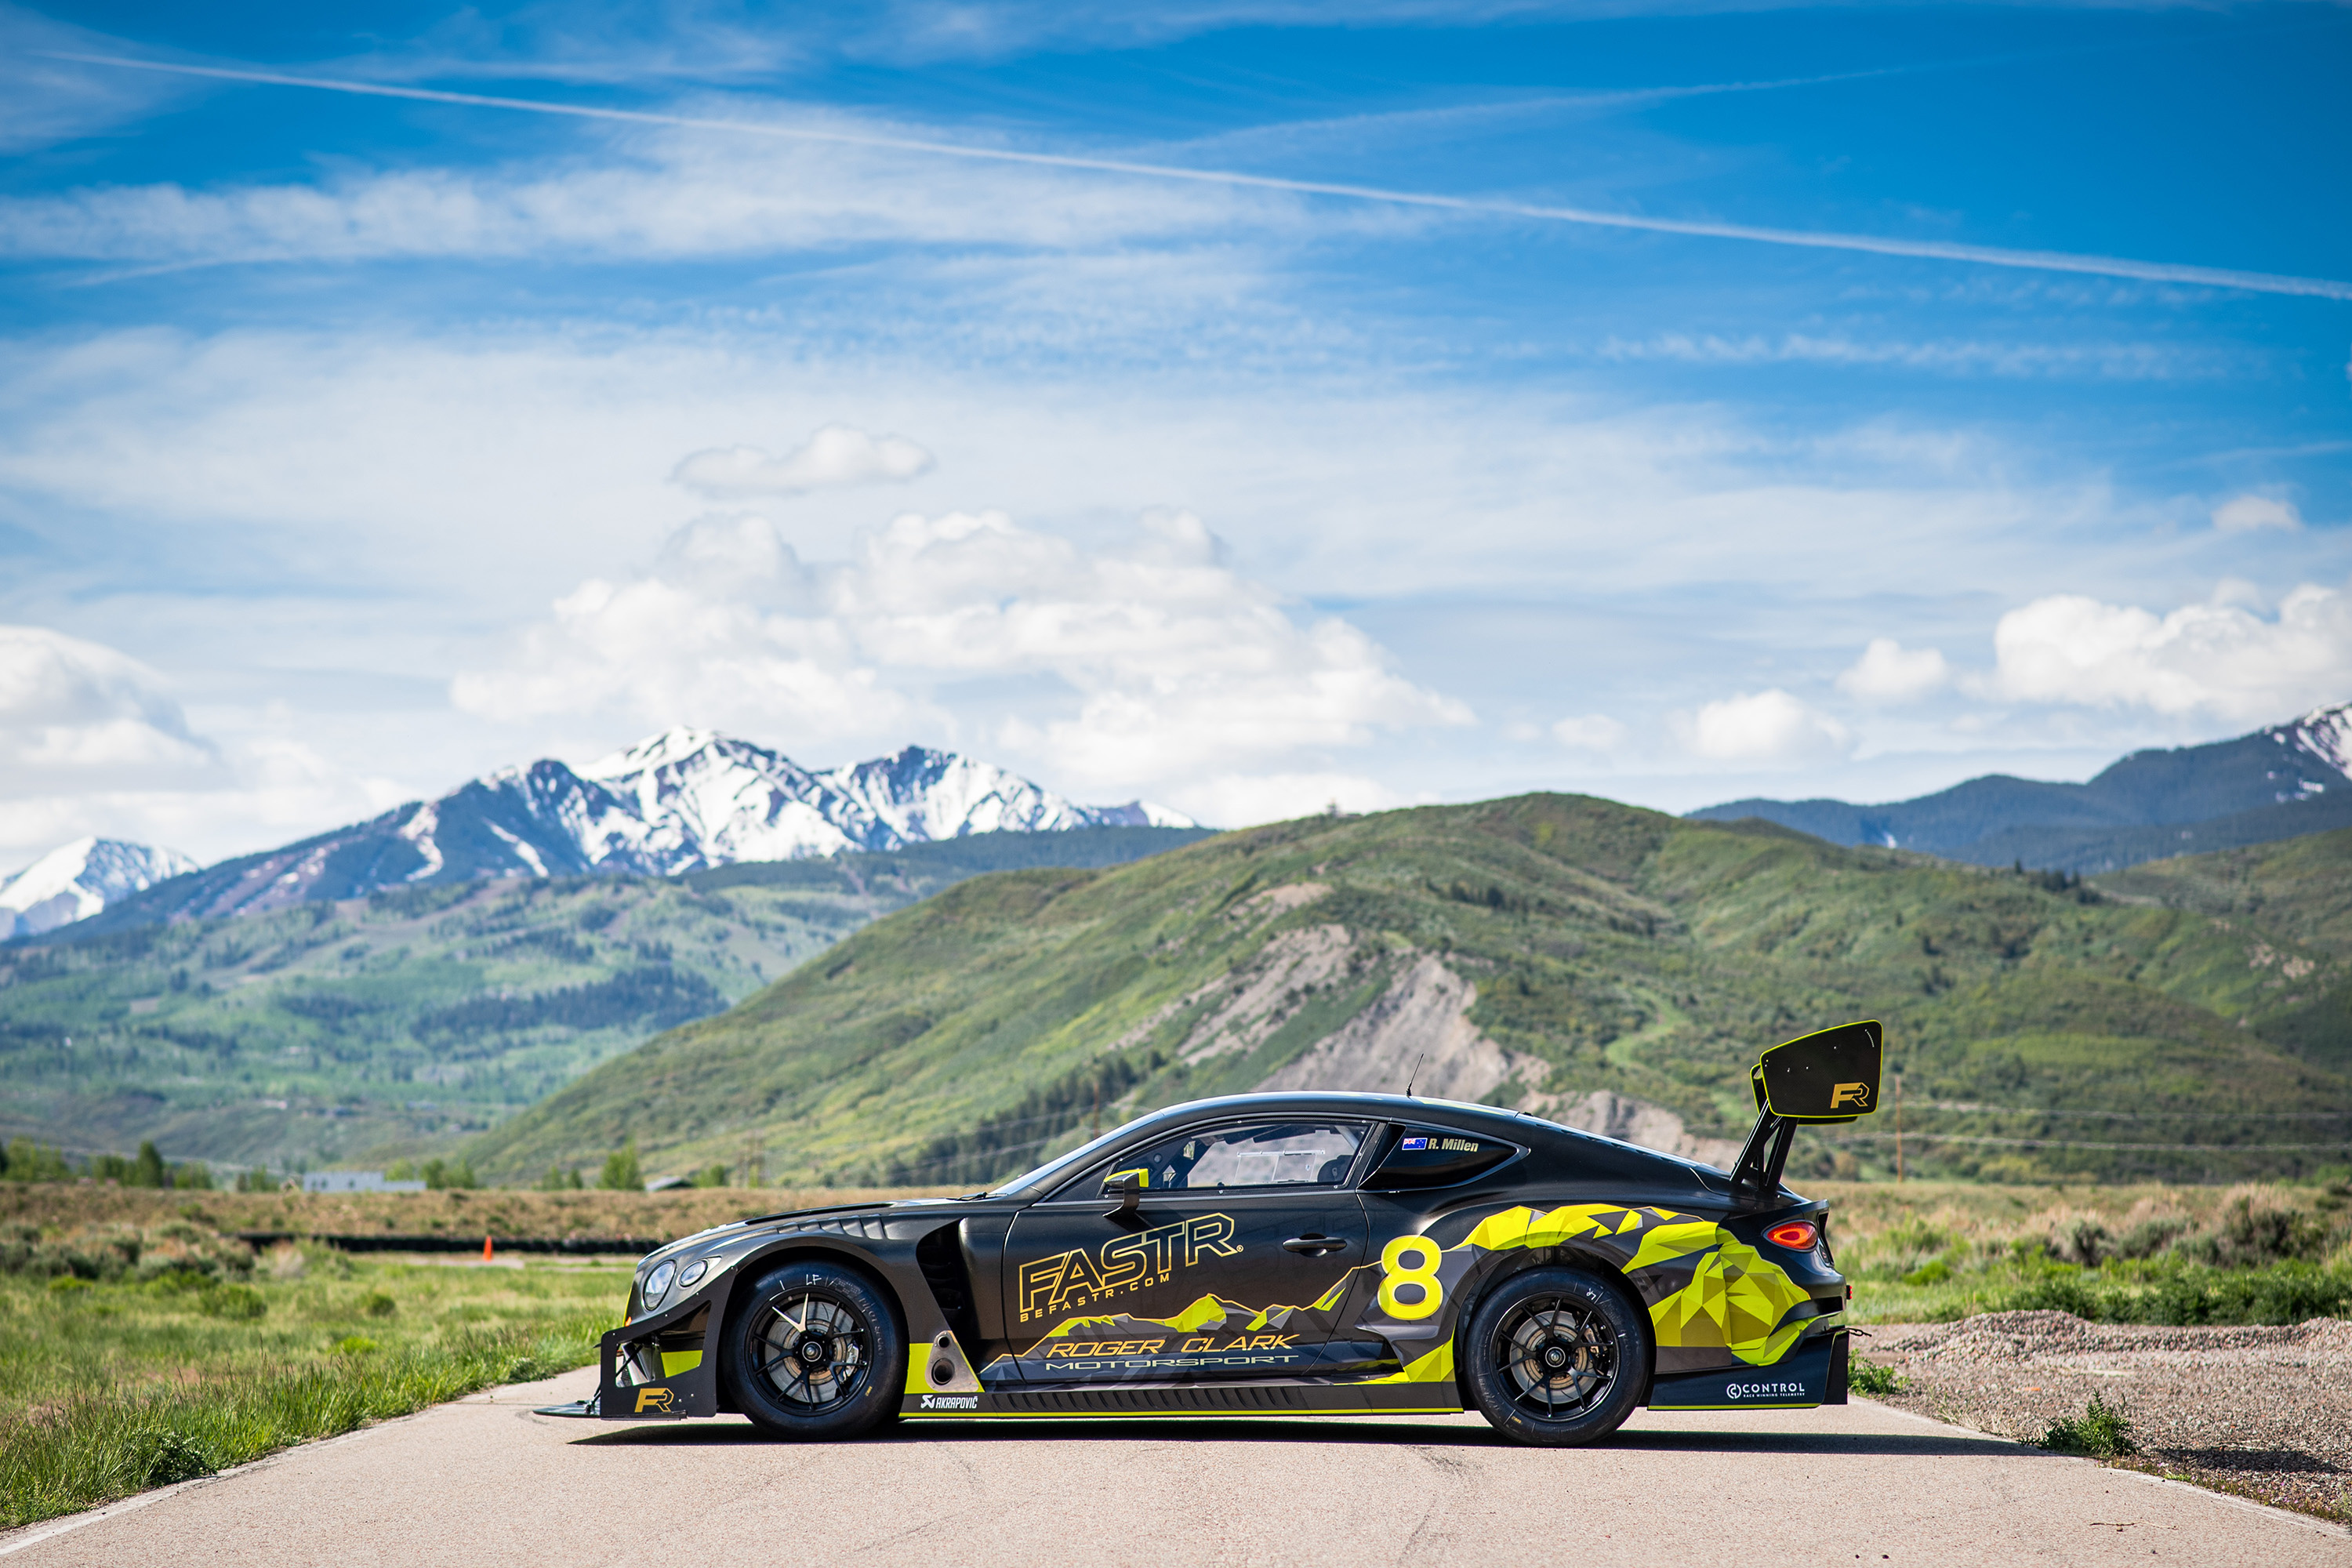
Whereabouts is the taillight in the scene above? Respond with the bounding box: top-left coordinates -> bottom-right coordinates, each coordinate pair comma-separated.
1766,1221 -> 1819,1250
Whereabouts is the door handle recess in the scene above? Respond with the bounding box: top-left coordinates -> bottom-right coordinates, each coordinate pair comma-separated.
1283,1235 -> 1350,1254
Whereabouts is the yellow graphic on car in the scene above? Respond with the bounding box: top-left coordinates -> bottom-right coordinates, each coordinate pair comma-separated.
1376,1203 -> 1818,1367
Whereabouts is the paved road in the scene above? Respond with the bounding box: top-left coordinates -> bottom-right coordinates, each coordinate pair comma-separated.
6,1365 -> 2345,1566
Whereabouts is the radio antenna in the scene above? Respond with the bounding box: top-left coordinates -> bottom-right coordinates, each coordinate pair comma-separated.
1403,1053 -> 1425,1098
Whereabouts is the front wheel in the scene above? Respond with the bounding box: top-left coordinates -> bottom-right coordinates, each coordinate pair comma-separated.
722,1261 -> 905,1441
1462,1265 -> 1649,1446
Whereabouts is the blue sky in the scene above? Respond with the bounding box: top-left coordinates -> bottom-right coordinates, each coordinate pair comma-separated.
0,0 -> 2347,865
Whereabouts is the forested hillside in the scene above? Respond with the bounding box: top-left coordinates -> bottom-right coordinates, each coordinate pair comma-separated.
0,828 -> 1205,1171
467,797 -> 2352,1188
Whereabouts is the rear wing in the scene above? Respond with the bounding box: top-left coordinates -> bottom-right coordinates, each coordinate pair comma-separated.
1727,1020 -> 1882,1207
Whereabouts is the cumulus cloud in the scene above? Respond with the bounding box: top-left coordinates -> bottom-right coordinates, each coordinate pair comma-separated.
452,506 -> 1471,803
1681,689 -> 1849,764
1991,581 -> 2352,722
1552,713 -> 1628,750
0,625 -> 220,798
670,424 -> 935,497
1835,637 -> 1951,702
2211,494 -> 2301,533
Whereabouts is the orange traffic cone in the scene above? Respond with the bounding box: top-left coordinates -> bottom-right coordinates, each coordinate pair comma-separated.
482,1235 -> 494,1262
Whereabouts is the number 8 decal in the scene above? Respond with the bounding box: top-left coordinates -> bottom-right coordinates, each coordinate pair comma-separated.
1378,1234 -> 1444,1320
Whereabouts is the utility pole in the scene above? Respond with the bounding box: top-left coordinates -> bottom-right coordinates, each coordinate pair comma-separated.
1091,1078 -> 1101,1142
1894,1073 -> 1904,1184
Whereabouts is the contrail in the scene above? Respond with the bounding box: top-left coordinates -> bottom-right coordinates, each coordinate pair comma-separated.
42,49 -> 2352,303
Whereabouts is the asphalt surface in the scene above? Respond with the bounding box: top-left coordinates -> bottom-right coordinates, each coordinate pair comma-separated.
5,1365 -> 2346,1566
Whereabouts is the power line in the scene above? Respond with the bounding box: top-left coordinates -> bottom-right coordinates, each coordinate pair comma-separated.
1828,1131 -> 2352,1153
1901,1100 -> 2352,1120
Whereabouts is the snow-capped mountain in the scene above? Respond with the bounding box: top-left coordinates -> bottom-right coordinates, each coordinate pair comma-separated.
2273,700 -> 2352,789
1691,699 -> 2352,873
0,838 -> 200,938
61,731 -> 1195,931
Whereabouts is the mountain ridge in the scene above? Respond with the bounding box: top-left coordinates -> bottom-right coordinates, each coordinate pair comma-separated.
1690,701 -> 2352,873
41,731 -> 1192,939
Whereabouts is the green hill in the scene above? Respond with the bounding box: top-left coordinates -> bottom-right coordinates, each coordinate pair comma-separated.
0,827 -> 1207,1171
464,796 -> 2352,1188
2093,826 -> 2352,1073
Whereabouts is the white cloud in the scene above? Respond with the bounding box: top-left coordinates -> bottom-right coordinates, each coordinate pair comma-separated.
0,105 -> 1293,268
1991,582 -> 2352,722
1835,637 -> 1951,702
2211,494 -> 2301,533
0,625 -> 220,798
671,424 -> 934,497
1177,771 -> 1406,829
452,506 -> 1472,801
1681,689 -> 1849,764
1552,713 -> 1628,750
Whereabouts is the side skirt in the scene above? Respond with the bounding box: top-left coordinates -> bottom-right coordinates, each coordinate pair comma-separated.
902,1382 -> 1462,1418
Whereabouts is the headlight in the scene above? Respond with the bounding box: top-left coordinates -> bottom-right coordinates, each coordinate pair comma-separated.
679,1258 -> 710,1289
643,1259 -> 677,1308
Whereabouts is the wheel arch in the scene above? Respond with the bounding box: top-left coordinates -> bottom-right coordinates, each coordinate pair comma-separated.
713,1238 -> 913,1413
1448,1243 -> 1656,1408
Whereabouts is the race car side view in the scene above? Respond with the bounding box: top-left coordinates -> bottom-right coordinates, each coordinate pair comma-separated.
543,1019 -> 1882,1446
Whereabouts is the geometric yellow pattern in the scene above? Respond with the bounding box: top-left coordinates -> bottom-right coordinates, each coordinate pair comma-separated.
1639,1236 -> 1812,1366
1446,1203 -> 1813,1367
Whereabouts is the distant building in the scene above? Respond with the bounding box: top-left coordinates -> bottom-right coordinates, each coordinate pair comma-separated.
302,1171 -> 427,1194
643,1175 -> 694,1192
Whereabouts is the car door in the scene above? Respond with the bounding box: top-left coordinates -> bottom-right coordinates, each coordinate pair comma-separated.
996,1118 -> 1374,1385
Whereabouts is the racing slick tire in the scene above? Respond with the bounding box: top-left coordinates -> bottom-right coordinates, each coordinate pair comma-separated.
1462,1265 -> 1650,1446
723,1259 -> 906,1441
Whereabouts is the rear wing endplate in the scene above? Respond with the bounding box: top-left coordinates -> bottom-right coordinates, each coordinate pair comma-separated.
1727,1020 -> 1882,1207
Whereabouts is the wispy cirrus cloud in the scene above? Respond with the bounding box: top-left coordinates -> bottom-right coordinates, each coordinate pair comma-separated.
1599,331 -> 2238,379
36,53 -> 2352,300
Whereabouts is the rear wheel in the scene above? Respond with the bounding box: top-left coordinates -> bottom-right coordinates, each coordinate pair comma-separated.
722,1261 -> 904,1441
1462,1265 -> 1648,1446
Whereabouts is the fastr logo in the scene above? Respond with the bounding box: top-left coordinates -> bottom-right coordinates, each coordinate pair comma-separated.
1830,1082 -> 1871,1109
634,1387 -> 677,1414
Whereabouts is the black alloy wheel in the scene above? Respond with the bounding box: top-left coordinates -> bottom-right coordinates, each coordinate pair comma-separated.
1463,1266 -> 1650,1446
723,1260 -> 904,1440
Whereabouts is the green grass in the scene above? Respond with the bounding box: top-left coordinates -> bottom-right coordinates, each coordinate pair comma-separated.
2040,1393 -> 2136,1457
0,1241 -> 623,1528
1828,1177 -> 2352,1323
1847,1357 -> 1904,1396
464,796 -> 2352,1186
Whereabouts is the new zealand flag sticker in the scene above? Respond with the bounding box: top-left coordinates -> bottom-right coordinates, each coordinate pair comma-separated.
1400,1136 -> 1428,1150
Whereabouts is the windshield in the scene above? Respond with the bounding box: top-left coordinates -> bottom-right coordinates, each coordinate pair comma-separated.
985,1122 -> 1140,1198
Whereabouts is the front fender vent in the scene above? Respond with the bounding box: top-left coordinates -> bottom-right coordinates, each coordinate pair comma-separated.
916,1221 -> 982,1351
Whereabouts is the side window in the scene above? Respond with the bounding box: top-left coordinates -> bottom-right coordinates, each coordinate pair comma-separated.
1108,1122 -> 1364,1192
1363,1125 -> 1517,1189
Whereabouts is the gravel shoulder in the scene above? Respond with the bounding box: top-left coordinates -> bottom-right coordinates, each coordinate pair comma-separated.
1863,1311 -> 2352,1524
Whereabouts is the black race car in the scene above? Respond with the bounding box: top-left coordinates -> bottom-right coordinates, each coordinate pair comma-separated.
549,1021 -> 1881,1446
